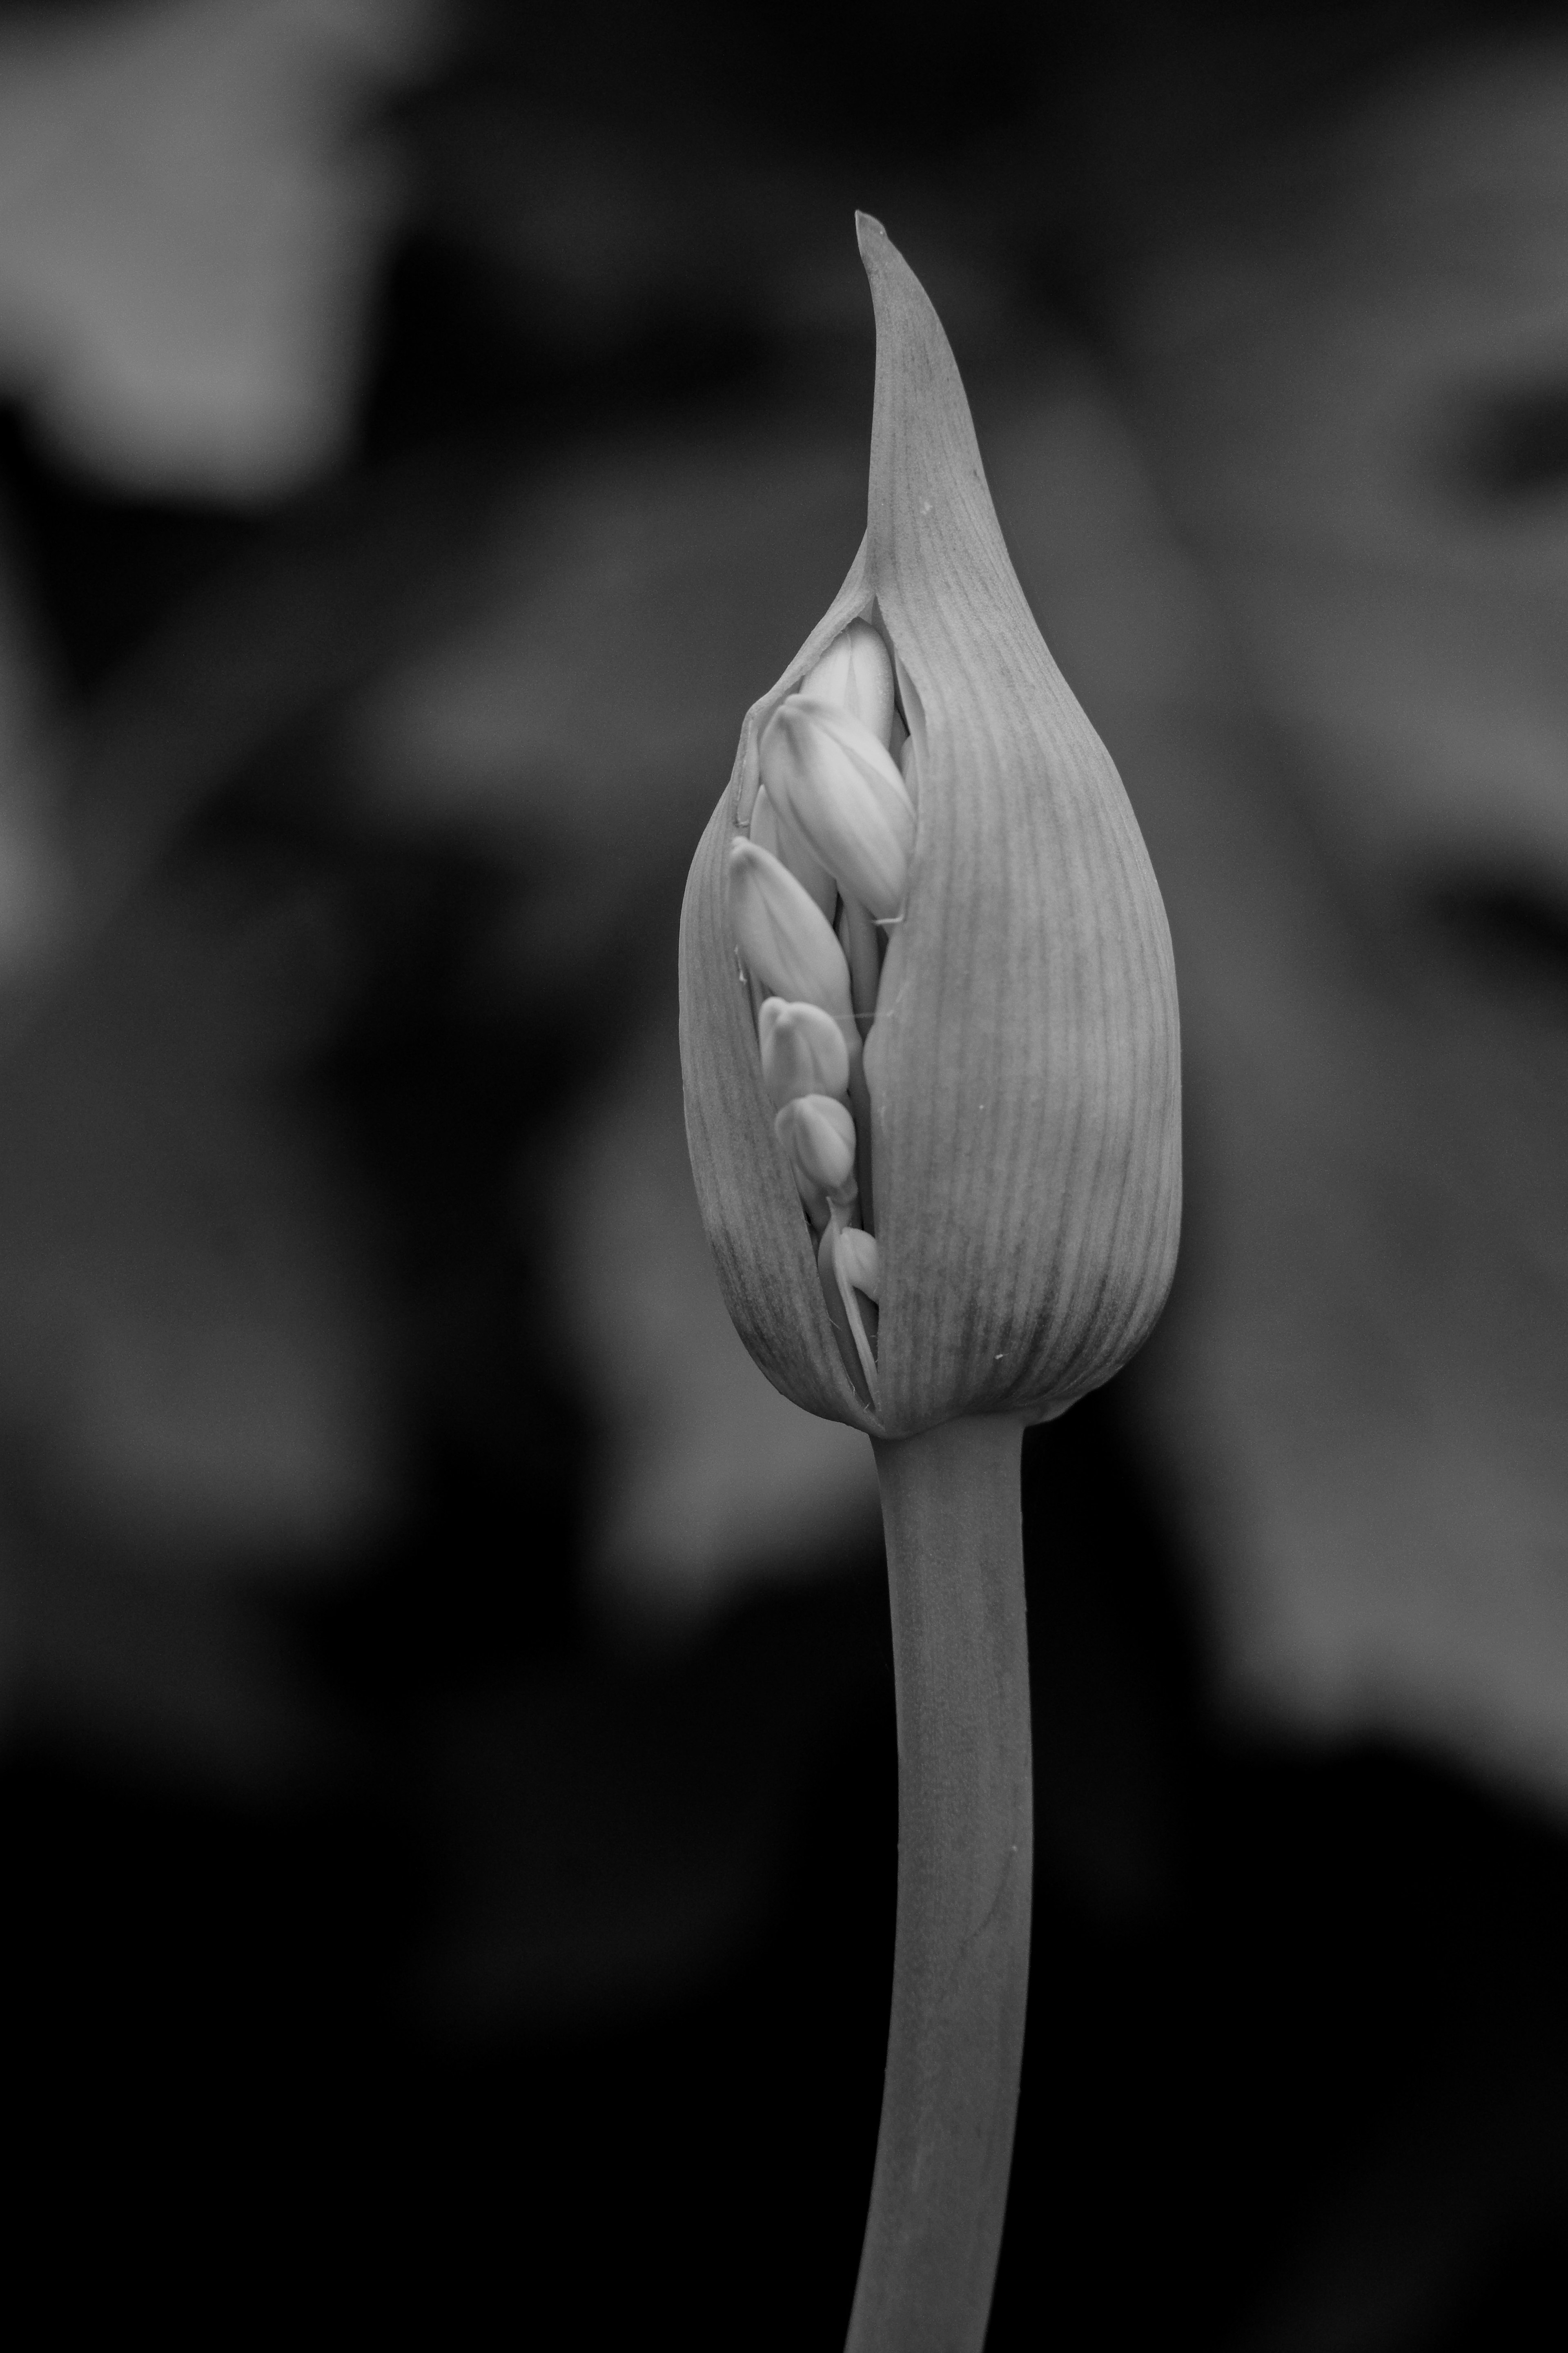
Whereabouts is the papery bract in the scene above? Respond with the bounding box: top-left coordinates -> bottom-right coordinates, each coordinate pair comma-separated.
680,216 -> 1180,1438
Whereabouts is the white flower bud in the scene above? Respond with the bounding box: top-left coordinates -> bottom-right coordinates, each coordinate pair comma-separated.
751,785 -> 835,921
835,1224 -> 880,1302
758,997 -> 851,1108
775,1092 -> 858,1204
800,618 -> 896,746
729,839 -> 853,1019
760,696 -> 916,922
819,1216 -> 879,1403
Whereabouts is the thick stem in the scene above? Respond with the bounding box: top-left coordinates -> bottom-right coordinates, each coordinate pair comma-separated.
846,1415 -> 1033,2353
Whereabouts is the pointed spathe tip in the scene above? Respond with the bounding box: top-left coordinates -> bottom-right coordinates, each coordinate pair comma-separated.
853,213 -> 935,345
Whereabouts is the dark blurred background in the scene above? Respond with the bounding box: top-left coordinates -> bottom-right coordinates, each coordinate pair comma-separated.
5,0 -> 1568,2342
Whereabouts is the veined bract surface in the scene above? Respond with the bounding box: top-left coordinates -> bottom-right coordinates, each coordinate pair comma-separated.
680,215 -> 1180,1440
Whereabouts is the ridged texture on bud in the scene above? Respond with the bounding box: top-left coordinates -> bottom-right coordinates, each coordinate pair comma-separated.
680,217 -> 1180,1436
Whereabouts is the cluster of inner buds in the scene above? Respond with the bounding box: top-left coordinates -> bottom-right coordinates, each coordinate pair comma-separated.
728,619 -> 916,1409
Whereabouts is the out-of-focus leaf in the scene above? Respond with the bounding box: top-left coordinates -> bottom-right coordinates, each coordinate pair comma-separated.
547,993 -> 879,1626
986,359 -> 1568,1811
1116,35 -> 1568,890
349,422 -> 889,1621
0,868 -> 394,1571
0,512 -> 68,980
0,0 -> 434,497
347,422 -> 873,871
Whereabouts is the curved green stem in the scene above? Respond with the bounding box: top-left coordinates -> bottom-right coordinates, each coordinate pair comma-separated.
846,1415 -> 1033,2353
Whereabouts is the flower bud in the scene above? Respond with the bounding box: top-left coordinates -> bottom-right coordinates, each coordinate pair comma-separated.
759,997 -> 851,1108
681,217 -> 1180,1436
760,696 -> 915,922
751,785 -> 836,922
835,1224 -> 880,1302
800,618 -> 896,745
820,1216 -> 880,1397
776,1093 -> 858,1202
728,838 -> 852,1021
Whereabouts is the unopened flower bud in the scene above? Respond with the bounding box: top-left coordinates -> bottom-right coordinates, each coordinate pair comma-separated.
751,785 -> 835,922
800,618 -> 896,745
759,997 -> 851,1108
776,1091 -> 858,1203
729,838 -> 852,1021
820,1217 -> 880,1398
682,217 -> 1180,1436
835,1225 -> 880,1302
760,696 -> 915,922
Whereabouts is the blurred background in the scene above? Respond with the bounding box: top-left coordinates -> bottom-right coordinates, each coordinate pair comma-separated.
5,0 -> 1568,2342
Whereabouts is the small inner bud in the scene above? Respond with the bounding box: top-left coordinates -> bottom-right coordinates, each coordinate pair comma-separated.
835,1225 -> 880,1302
729,839 -> 853,1020
759,997 -> 851,1107
800,618 -> 896,747
819,1215 -> 879,1407
775,1092 -> 858,1203
760,698 -> 916,922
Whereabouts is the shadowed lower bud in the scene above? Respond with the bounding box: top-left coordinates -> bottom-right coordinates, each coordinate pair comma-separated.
835,1224 -> 880,1302
761,697 -> 916,923
760,997 -> 852,1107
777,1092 -> 858,1205
680,217 -> 1181,1437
